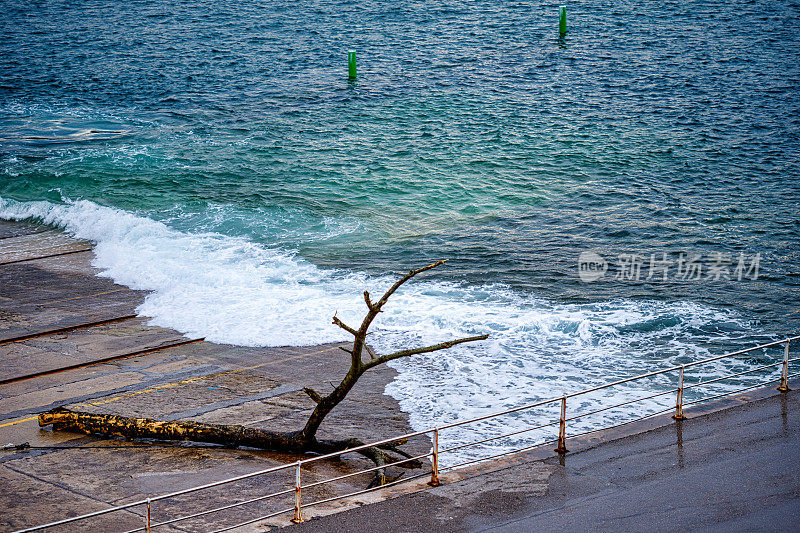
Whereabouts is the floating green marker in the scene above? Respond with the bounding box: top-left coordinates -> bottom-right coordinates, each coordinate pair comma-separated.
348,50 -> 357,79
559,6 -> 567,37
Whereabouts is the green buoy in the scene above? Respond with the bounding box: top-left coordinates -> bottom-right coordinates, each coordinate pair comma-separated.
559,6 -> 567,37
348,50 -> 357,79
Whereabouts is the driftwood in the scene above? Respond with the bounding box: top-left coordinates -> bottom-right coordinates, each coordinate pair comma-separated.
39,261 -> 488,485
38,408 -> 419,484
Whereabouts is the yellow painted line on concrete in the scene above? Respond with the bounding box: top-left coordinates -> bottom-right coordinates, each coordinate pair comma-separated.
0,415 -> 38,428
79,345 -> 341,408
0,345 -> 342,428
230,345 -> 341,374
79,376 -> 210,408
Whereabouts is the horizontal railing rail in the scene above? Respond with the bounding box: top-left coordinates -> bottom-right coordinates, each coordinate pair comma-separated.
14,334 -> 799,533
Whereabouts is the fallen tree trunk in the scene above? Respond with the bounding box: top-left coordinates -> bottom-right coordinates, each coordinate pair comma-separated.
40,261 -> 488,484
39,408 -> 422,471
39,408 -> 302,450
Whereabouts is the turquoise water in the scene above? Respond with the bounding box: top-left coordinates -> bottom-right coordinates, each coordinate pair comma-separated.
1,0 -> 799,458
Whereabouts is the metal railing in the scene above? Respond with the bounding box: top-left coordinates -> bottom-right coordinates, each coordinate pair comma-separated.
15,335 -> 799,533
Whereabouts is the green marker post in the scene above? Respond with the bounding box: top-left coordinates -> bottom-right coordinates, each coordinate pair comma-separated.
559,6 -> 567,37
348,50 -> 357,79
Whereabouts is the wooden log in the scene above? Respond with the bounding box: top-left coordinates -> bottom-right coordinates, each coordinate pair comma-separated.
39,407 -> 304,451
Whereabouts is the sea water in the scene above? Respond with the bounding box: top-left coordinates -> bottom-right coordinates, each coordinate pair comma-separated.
1,0 -> 798,461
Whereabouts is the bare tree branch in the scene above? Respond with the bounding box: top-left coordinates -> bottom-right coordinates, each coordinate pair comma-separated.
338,346 -> 353,355
363,290 -> 376,310
303,387 -> 322,404
363,334 -> 489,371
376,261 -> 447,310
332,314 -> 358,336
356,260 -> 448,338
299,260 -> 484,442
364,344 -> 378,360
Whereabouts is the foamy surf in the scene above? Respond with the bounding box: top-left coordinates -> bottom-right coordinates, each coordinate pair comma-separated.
0,197 -> 764,463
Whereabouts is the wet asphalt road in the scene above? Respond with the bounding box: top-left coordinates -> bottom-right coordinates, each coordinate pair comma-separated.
292,389 -> 800,532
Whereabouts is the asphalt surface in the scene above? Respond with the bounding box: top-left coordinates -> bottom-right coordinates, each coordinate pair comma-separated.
293,389 -> 800,532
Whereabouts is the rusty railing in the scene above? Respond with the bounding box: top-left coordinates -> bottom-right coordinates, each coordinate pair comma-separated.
14,335 -> 799,533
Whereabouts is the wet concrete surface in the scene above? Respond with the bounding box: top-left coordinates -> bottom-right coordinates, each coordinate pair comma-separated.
0,220 -> 429,532
292,388 -> 800,533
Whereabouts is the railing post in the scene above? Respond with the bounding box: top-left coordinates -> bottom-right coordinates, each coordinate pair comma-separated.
145,499 -> 151,533
779,341 -> 791,392
292,461 -> 303,523
673,365 -> 686,420
428,427 -> 441,486
555,395 -> 568,454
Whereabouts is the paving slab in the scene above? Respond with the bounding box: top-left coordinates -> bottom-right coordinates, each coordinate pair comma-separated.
0,229 -> 91,265
0,318 -> 189,382
0,465 -> 154,533
0,269 -> 145,339
0,220 -> 51,240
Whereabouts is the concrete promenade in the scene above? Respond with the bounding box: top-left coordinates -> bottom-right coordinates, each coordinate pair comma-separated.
293,386 -> 800,532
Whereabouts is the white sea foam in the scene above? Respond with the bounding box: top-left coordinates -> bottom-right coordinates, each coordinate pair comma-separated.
0,197 -> 765,463
0,197 -> 367,346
